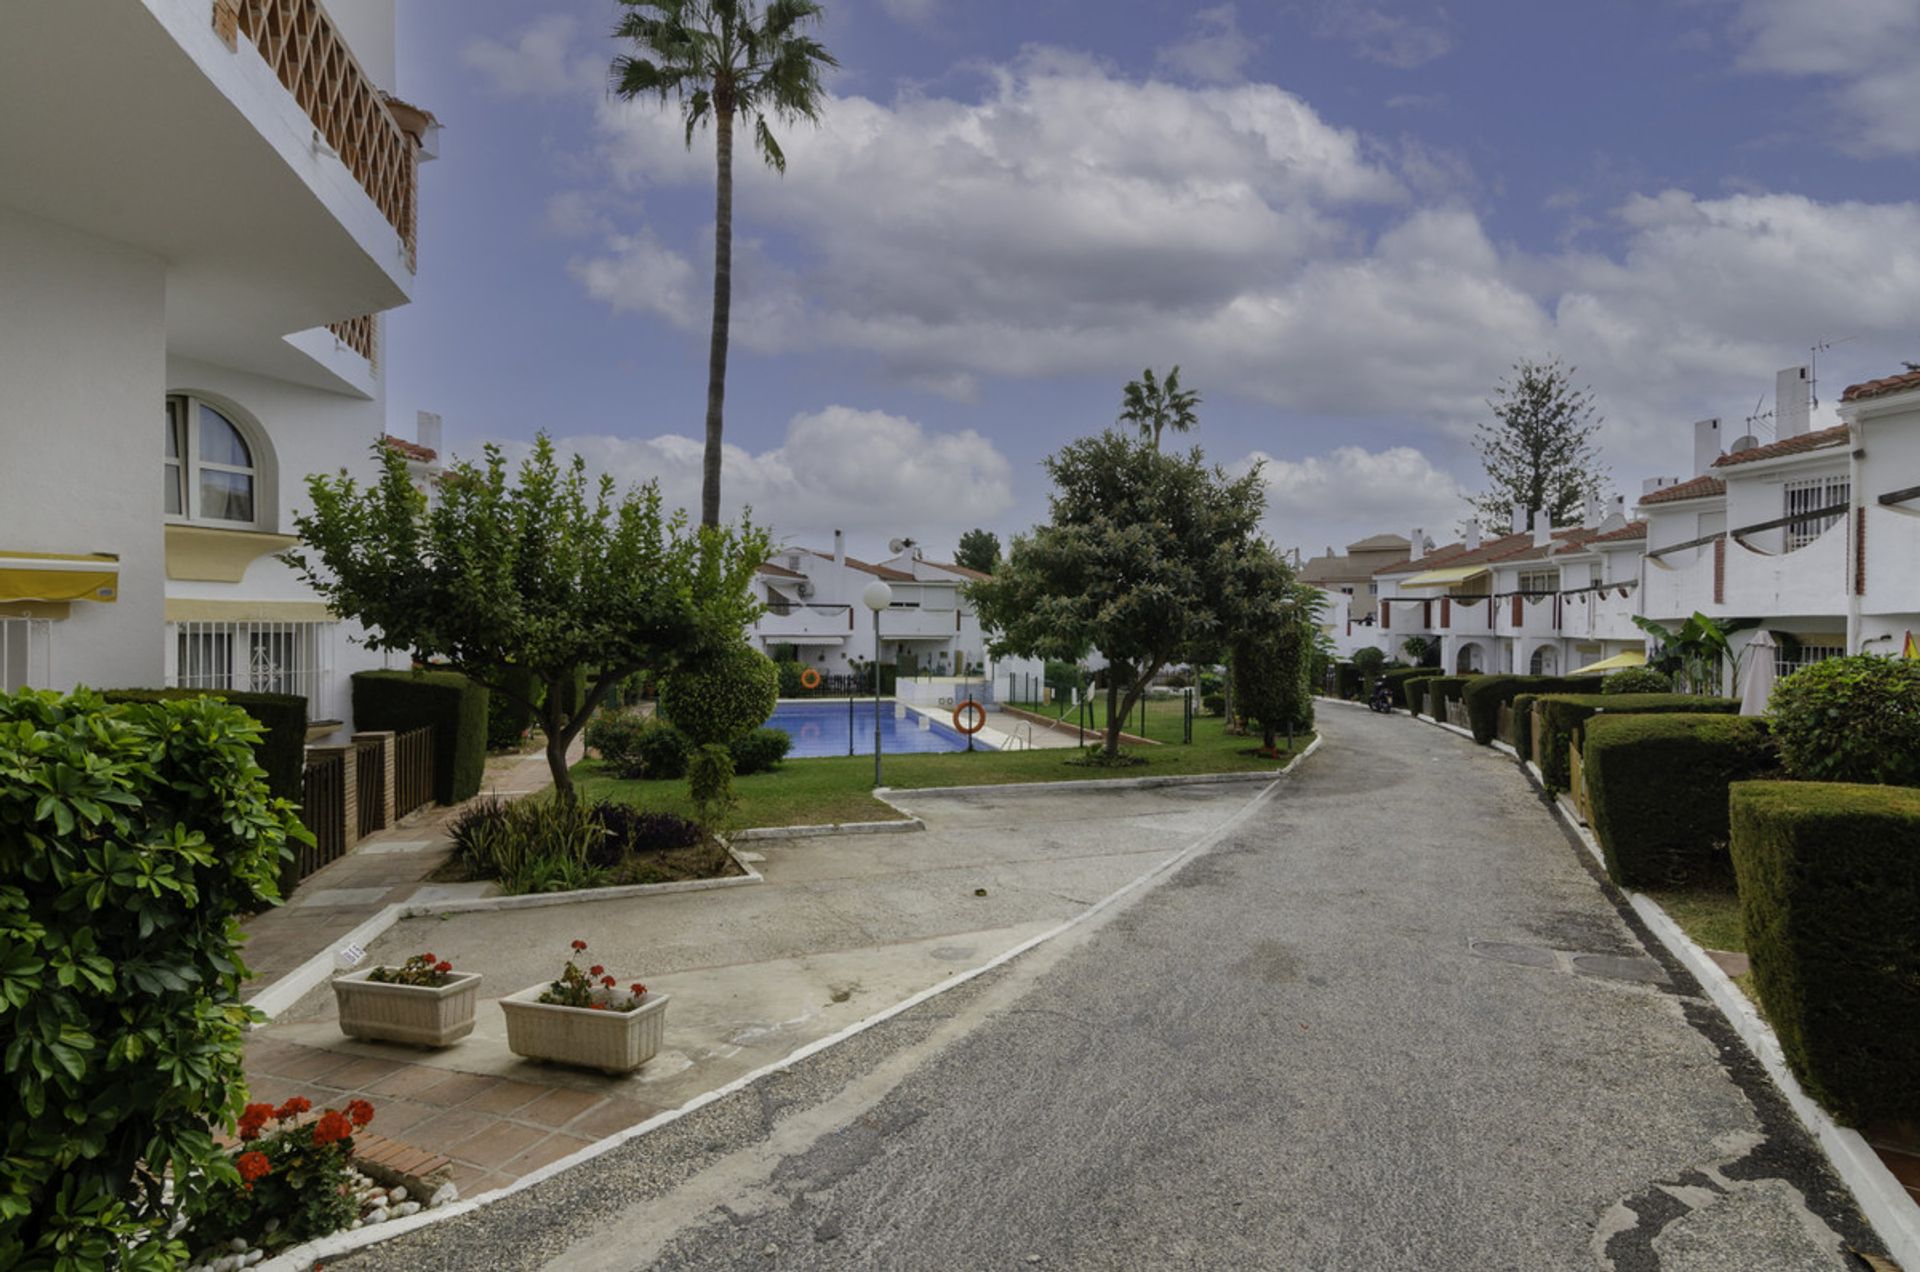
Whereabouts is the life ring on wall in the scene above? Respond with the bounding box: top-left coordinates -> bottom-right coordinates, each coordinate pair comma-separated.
952,700 -> 987,735
799,667 -> 822,690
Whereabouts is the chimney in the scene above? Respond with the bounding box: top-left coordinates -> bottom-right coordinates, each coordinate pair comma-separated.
1692,418 -> 1722,476
1643,476 -> 1679,498
1612,495 -> 1626,521
1533,514 -> 1551,548
1408,528 -> 1423,562
1511,503 -> 1527,536
1583,496 -> 1602,530
833,529 -> 846,568
416,410 -> 443,458
1465,520 -> 1482,551
1775,366 -> 1810,439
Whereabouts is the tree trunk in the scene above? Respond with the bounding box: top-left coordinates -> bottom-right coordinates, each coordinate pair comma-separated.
1104,666 -> 1121,756
701,102 -> 736,529
1104,660 -> 1164,757
544,690 -> 574,804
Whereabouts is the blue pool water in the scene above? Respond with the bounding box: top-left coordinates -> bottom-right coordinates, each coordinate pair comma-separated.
768,701 -> 990,758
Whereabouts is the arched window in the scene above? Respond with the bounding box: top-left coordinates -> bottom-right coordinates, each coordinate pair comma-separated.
1530,645 -> 1559,675
164,395 -> 259,525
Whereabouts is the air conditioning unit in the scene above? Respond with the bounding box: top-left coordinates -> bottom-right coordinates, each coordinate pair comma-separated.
796,581 -> 814,598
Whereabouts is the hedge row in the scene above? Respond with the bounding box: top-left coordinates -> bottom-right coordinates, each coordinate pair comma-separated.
1731,780 -> 1920,1123
102,688 -> 307,807
1583,714 -> 1776,888
1460,675 -> 1603,745
351,670 -> 488,803
1333,663 -> 1363,700
1534,693 -> 1739,793
1381,667 -> 1439,709
1423,673 -> 1480,720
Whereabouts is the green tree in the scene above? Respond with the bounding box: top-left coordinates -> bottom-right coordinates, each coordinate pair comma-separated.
1231,577 -> 1322,755
1118,365 -> 1201,449
291,436 -> 767,801
969,429 -> 1266,757
659,640 -> 779,823
612,0 -> 837,527
954,528 -> 1001,575
1470,357 -> 1608,528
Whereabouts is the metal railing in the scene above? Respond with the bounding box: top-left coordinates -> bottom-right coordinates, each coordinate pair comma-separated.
229,0 -> 419,266
296,750 -> 346,881
167,620 -> 337,710
393,725 -> 433,815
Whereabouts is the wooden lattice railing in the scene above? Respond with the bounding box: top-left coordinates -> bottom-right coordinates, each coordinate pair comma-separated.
327,312 -> 377,364
223,0 -> 418,268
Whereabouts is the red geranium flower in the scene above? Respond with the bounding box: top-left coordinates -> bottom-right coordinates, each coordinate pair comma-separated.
310,1109 -> 354,1147
436,961 -> 453,974
630,983 -> 647,997
423,952 -> 436,963
601,975 -> 616,988
571,939 -> 587,951
589,965 -> 604,976
589,1002 -> 604,1010
345,1099 -> 375,1128
237,1150 -> 271,1187
236,1102 -> 275,1139
275,1096 -> 311,1120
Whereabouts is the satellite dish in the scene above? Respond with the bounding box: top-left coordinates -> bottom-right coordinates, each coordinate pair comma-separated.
888,538 -> 907,554
1731,435 -> 1759,453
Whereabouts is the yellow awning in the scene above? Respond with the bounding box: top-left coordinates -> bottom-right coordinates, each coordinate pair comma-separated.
1401,565 -> 1489,589
0,552 -> 118,604
1569,649 -> 1648,675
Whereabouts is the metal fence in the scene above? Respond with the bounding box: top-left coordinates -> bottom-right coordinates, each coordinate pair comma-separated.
393,725 -> 434,817
296,751 -> 347,882
167,620 -> 338,710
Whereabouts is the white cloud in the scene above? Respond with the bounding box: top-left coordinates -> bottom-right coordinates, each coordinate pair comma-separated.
461,14 -> 601,98
1316,4 -> 1455,69
476,407 -> 1014,556
1158,5 -> 1259,84
1732,0 -> 1920,154
1239,445 -> 1474,556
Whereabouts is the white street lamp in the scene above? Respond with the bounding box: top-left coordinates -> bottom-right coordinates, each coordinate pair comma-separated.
862,580 -> 893,786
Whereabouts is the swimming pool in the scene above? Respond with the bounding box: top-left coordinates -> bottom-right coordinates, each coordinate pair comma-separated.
768,700 -> 990,758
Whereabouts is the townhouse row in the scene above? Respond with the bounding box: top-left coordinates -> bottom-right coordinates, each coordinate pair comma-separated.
1321,366 -> 1920,688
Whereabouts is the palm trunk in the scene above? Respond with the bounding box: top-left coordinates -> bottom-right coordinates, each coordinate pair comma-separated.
701,103 -> 736,529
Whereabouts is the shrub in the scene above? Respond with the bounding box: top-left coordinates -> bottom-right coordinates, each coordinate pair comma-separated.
485,664 -> 541,750
585,710 -> 654,778
1424,674 -> 1481,720
1333,663 -> 1363,699
1511,692 -> 1542,756
1352,646 -> 1386,680
102,688 -> 307,807
590,804 -> 703,856
1602,666 -> 1672,695
774,659 -> 807,697
1730,780 -> 1920,1123
446,796 -> 608,893
660,643 -> 779,746
1406,672 -> 1450,717
1535,693 -> 1739,793
187,1097 -> 371,1258
730,727 -> 792,775
0,689 -> 299,1267
687,743 -> 737,827
1380,667 -> 1439,708
350,669 -> 487,803
1583,715 -> 1776,888
1769,654 -> 1920,787
1201,692 -> 1225,716
1460,675 -> 1604,745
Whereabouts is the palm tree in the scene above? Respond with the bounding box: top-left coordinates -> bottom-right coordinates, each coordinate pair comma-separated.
612,1 -> 837,527
1118,366 -> 1201,449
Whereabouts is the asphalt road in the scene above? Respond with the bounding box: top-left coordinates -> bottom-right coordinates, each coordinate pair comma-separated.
344,706 -> 1884,1271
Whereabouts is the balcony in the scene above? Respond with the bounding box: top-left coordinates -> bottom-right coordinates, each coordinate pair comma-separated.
1720,516 -> 1848,619
756,603 -> 855,645
1560,584 -> 1641,642
1436,594 -> 1496,637
1863,502 -> 1920,617
1642,541 -> 1721,622
1497,593 -> 1562,638
0,0 -> 417,390
878,606 -> 965,641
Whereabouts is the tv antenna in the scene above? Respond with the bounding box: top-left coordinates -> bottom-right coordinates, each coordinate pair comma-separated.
1810,334 -> 1858,408
1744,392 -> 1774,441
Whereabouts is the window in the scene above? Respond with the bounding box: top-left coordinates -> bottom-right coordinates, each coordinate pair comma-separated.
1783,476 -> 1848,551
1530,645 -> 1559,675
1776,639 -> 1845,680
169,621 -> 335,705
164,395 -> 258,525
1517,571 -> 1557,595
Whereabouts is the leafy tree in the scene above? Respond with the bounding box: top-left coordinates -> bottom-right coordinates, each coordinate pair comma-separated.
954,528 -> 1001,575
1470,357 -> 1608,528
1118,365 -> 1201,449
1401,635 -> 1433,666
1229,561 -> 1321,755
291,436 -> 767,801
612,0 -> 837,527
969,429 -> 1266,757
659,640 -> 779,823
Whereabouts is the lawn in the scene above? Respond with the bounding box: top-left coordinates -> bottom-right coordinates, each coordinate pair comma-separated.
1006,694 -> 1226,745
576,714 -> 1312,829
1641,884 -> 1744,953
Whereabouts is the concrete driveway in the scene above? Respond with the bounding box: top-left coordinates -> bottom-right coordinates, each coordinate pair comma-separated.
337,705 -> 1887,1271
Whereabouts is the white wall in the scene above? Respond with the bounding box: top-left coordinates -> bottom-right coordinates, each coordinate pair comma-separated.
0,207 -> 167,690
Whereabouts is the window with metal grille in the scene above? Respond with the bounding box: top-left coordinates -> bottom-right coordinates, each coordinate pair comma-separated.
1517,570 -> 1557,598
1782,476 -> 1849,551
1775,639 -> 1845,680
168,622 -> 335,705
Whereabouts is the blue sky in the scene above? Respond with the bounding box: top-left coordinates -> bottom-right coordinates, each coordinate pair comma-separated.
384,0 -> 1920,559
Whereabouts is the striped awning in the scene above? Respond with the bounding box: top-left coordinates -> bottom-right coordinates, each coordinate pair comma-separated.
0,552 -> 118,604
1401,566 -> 1489,589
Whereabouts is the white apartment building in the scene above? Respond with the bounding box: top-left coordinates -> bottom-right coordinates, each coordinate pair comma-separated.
1327,365 -> 1920,687
0,0 -> 440,732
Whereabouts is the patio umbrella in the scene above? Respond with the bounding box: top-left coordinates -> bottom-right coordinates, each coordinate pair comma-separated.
1739,630 -> 1778,716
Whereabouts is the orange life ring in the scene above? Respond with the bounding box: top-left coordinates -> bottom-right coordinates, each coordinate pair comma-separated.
952,700 -> 987,735
799,667 -> 822,690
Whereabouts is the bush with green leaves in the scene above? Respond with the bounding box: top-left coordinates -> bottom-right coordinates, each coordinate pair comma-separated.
0,689 -> 302,1268
1351,646 -> 1386,680
729,727 -> 792,775
446,796 -> 608,894
1768,654 -> 1920,787
1535,693 -> 1739,792
1583,714 -> 1776,887
687,744 -> 738,827
1460,675 -> 1603,745
351,669 -> 488,804
659,643 -> 779,746
1380,667 -> 1439,708
1602,666 -> 1673,696
584,714 -> 691,781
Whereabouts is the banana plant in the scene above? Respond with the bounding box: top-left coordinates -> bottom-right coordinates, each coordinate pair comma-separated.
1631,612 -> 1759,694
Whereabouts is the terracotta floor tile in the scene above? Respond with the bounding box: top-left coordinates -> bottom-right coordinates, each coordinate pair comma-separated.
443,1162 -> 510,1198
263,1046 -> 359,1083
406,1106 -> 497,1150
566,1099 -> 658,1140
416,1071 -> 501,1107
516,1088 -> 606,1127
497,1132 -> 596,1178
360,1098 -> 437,1138
323,1056 -> 410,1091
366,1063 -> 467,1100
445,1121 -> 547,1170
464,1079 -> 551,1116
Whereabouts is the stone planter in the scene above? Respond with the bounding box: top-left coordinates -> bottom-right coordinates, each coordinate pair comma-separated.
332,969 -> 482,1047
499,985 -> 670,1075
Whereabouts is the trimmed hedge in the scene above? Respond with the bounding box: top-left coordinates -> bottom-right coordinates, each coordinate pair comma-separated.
1333,663 -> 1363,700
1730,780 -> 1920,1123
1535,693 -> 1739,793
104,688 -> 307,807
1381,667 -> 1439,708
1460,675 -> 1604,745
1583,714 -> 1776,888
351,670 -> 487,803
1424,674 -> 1480,720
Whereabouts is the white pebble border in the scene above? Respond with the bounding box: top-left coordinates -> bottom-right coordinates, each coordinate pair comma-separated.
183,1176 -> 460,1270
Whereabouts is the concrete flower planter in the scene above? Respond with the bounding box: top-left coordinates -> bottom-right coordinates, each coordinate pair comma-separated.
499,985 -> 671,1075
332,969 -> 482,1047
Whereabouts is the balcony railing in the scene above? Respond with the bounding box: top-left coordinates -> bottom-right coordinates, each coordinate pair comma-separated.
225,0 -> 418,267
326,312 -> 377,364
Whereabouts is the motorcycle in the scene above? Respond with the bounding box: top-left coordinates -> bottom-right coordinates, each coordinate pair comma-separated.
1368,681 -> 1394,714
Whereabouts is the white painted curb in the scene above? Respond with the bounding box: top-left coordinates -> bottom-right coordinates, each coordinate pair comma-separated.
728,817 -> 925,841
254,736 -> 1323,1270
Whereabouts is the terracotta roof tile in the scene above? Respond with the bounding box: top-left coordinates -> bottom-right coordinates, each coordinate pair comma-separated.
382,435 -> 437,463
805,549 -> 916,582
1589,520 -> 1649,544
1711,424 -> 1849,468
757,562 -> 806,580
1639,475 -> 1726,506
1840,369 -> 1920,403
921,559 -> 990,581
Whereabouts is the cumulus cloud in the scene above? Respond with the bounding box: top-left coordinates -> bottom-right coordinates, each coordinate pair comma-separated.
1732,0 -> 1920,154
1315,4 -> 1455,69
1158,5 -> 1260,84
477,407 -> 1014,555
461,14 -> 602,98
1239,445 -> 1474,555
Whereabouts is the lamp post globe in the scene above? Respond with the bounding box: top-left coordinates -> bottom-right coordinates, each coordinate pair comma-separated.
861,580 -> 893,613
861,580 -> 892,786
